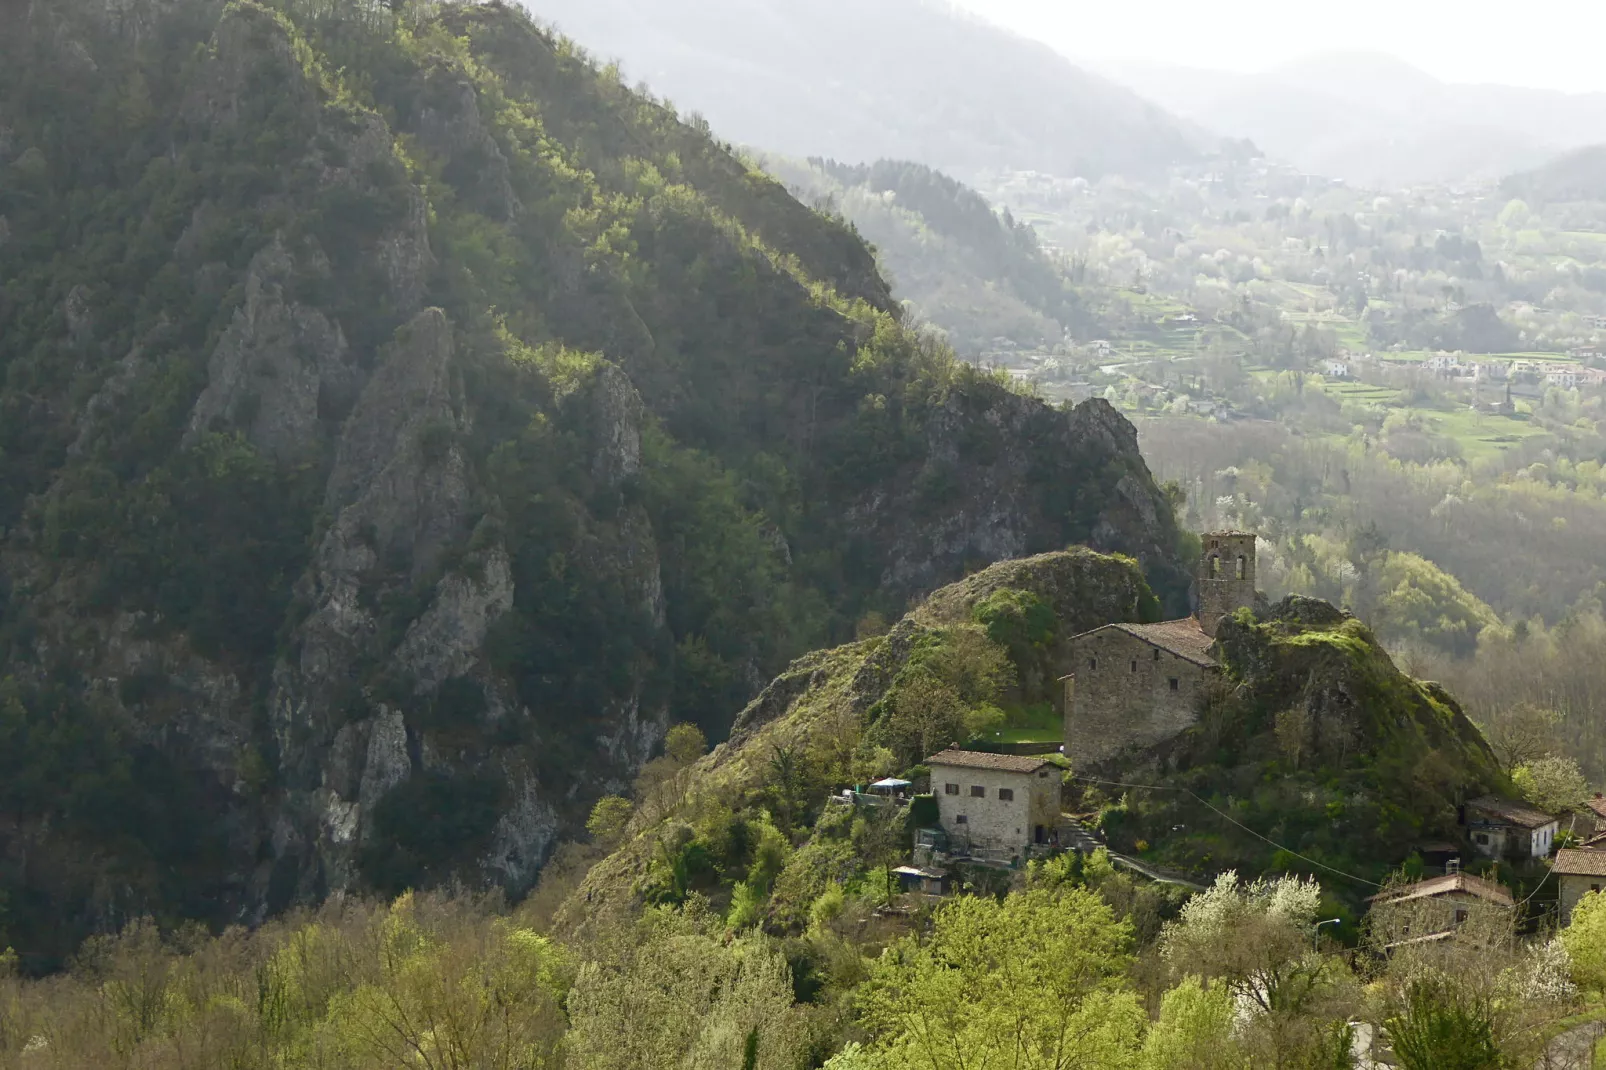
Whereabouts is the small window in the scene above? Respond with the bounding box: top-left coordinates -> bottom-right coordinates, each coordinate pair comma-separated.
944,783 -> 959,795
970,785 -> 986,798
997,788 -> 1014,802
1038,771 -> 1049,778
1152,648 -> 1161,661
1236,555 -> 1246,580
1169,678 -> 1180,691
1454,908 -> 1468,924
1088,657 -> 1097,671
1593,884 -> 1601,893
1475,833 -> 1489,845
955,815 -> 967,824
1129,660 -> 1138,673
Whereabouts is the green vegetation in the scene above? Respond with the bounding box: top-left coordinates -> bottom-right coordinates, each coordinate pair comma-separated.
0,0 -> 1193,964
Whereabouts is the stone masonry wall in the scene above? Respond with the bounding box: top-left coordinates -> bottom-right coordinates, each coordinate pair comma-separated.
931,765 -> 1060,858
1064,630 -> 1212,768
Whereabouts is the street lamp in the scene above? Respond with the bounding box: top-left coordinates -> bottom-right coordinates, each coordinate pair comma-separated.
1314,917 -> 1342,951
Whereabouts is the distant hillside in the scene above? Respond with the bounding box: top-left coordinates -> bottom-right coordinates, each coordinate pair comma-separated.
525,0 -> 1207,180
759,156 -> 1086,354
1504,144 -> 1606,203
1098,51 -> 1606,188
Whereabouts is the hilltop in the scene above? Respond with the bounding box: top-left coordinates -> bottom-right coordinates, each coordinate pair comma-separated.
0,0 -> 1186,965
559,554 -> 1506,934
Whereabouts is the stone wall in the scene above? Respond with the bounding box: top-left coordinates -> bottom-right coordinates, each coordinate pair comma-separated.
930,765 -> 1059,858
1199,532 -> 1257,637
1063,630 -> 1212,768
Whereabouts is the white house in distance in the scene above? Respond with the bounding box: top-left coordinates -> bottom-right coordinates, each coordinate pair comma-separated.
925,749 -> 1061,863
1463,796 -> 1558,859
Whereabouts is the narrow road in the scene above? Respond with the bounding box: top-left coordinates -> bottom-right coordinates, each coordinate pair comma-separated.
1541,1020 -> 1605,1069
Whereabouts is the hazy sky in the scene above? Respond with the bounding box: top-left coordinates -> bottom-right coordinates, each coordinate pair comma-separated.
951,0 -> 1606,94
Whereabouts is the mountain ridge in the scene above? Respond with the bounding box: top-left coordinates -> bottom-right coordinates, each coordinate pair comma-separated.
0,0 -> 1185,966
524,0 -> 1210,181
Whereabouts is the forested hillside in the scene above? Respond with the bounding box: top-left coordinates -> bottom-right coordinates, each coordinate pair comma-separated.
0,0 -> 1187,965
527,0 -> 1210,181
757,156 -> 1088,355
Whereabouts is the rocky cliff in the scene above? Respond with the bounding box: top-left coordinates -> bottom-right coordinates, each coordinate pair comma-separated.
0,0 -> 1185,964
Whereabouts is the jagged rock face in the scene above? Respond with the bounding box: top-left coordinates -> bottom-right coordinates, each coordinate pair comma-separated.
850,391 -> 1188,611
0,0 -> 1188,957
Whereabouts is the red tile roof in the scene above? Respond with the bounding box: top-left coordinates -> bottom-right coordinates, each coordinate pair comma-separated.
1554,848 -> 1606,879
1367,871 -> 1514,908
925,748 -> 1056,774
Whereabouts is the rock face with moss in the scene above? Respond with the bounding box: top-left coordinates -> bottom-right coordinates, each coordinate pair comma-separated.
1094,597 -> 1507,894
0,0 -> 1185,963
563,547 -> 1161,930
564,585 -> 1510,933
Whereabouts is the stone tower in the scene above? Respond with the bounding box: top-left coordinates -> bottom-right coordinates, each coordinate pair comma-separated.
1197,531 -> 1257,637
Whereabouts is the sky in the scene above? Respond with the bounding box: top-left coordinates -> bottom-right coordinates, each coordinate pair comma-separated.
950,0 -> 1606,94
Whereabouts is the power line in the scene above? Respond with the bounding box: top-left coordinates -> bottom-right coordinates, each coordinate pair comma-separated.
1068,773 -> 1382,889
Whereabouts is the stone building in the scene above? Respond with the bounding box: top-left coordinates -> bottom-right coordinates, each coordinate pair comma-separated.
1365,868 -> 1515,948
1462,795 -> 1557,860
1553,837 -> 1606,924
1062,531 -> 1258,769
925,749 -> 1061,863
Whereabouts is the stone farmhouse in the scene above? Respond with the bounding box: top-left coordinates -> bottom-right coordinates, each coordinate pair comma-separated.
925,748 -> 1061,864
1062,532 -> 1258,768
1461,795 -> 1558,860
1554,834 -> 1606,924
1366,867 -> 1515,948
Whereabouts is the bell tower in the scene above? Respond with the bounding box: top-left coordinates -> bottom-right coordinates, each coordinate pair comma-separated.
1197,531 -> 1257,637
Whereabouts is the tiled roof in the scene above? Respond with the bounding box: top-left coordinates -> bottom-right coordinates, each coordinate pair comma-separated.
1554,848 -> 1606,879
1204,530 -> 1257,539
1103,619 -> 1219,667
1467,795 -> 1557,830
925,748 -> 1056,774
1587,795 -> 1606,821
1367,871 -> 1515,908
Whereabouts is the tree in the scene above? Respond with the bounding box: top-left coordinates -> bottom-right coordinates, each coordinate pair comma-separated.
1383,972 -> 1506,1070
853,884 -> 1145,1068
1484,703 -> 1564,777
1159,872 -> 1327,1016
1512,755 -> 1589,816
1140,975 -> 1246,1070
1562,890 -> 1606,993
586,796 -> 634,848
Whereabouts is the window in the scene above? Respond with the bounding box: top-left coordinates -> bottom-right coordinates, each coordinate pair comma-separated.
1130,660 -> 1138,673
970,785 -> 986,798
944,783 -> 959,795
955,815 -> 967,824
1475,833 -> 1489,845
1152,648 -> 1161,661
1594,884 -> 1601,893
1236,555 -> 1247,580
1209,555 -> 1221,577
1088,657 -> 1097,671
997,788 -> 1014,802
1169,678 -> 1180,691
1454,908 -> 1468,924
1038,771 -> 1049,779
